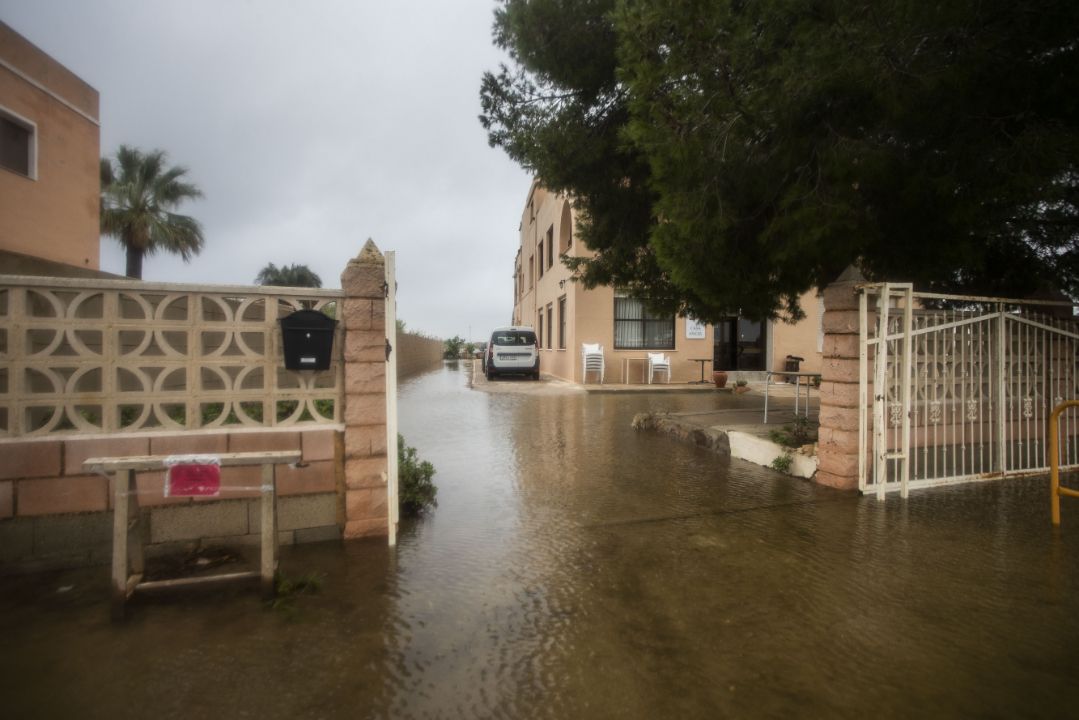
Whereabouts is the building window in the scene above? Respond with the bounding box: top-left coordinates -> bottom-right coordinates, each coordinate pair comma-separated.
529,255 -> 534,289
546,226 -> 554,269
559,203 -> 572,254
614,295 -> 675,349
546,304 -> 553,349
558,296 -> 567,349
538,241 -> 544,279
537,310 -> 543,348
0,108 -> 35,179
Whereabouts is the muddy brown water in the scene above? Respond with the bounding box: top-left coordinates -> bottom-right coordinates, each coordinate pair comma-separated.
2,362 -> 1078,718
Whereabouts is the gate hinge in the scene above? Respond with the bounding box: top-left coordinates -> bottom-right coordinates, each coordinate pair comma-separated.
385,338 -> 393,361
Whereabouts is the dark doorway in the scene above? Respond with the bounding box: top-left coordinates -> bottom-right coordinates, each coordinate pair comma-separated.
713,317 -> 767,371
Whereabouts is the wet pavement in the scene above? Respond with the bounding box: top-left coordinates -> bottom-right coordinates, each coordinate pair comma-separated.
1,361 -> 1078,718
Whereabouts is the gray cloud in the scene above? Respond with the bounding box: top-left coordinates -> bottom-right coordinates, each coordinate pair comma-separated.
1,0 -> 530,341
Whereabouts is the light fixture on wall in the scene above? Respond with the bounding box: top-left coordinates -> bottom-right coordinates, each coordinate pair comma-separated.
559,279 -> 565,289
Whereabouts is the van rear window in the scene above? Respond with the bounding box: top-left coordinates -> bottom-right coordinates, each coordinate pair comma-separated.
492,331 -> 536,346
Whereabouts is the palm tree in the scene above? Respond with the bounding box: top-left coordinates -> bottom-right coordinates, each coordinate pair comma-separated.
100,145 -> 205,279
254,262 -> 323,288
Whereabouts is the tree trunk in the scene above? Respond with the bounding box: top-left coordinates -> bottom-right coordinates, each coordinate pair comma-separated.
125,247 -> 144,279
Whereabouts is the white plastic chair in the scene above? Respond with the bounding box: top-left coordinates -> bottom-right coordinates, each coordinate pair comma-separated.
582,343 -> 605,384
647,352 -> 671,384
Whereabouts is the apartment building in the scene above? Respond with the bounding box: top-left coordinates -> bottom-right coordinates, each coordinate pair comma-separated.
0,21 -> 101,275
511,181 -> 823,383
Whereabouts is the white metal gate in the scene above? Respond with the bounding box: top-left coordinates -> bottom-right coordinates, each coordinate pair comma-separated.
859,283 -> 1079,497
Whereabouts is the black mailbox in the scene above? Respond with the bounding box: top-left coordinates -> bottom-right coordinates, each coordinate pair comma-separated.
280,309 -> 337,371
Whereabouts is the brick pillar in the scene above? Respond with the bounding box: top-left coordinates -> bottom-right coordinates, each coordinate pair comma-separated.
340,239 -> 389,538
816,268 -> 867,490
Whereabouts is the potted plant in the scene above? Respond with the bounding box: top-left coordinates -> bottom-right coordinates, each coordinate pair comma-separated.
712,370 -> 728,388
734,379 -> 750,394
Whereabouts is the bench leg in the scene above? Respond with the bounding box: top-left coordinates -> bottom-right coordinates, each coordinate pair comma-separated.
111,469 -> 135,621
260,463 -> 277,598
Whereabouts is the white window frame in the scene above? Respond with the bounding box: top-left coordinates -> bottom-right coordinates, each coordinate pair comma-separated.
0,104 -> 38,180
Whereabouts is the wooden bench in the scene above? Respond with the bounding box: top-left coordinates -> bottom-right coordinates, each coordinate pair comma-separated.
83,450 -> 301,620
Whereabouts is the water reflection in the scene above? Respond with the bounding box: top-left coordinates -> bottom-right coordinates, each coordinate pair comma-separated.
1,362 -> 1078,718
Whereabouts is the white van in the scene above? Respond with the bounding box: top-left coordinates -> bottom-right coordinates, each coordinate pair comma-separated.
485,326 -> 540,380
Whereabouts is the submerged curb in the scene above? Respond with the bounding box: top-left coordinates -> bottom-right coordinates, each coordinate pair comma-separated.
632,412 -> 819,479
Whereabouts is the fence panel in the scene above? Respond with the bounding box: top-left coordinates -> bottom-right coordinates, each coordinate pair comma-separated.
861,286 -> 1079,494
0,275 -> 344,437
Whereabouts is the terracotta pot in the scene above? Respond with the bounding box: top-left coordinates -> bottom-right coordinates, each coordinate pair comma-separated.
712,371 -> 728,388
734,385 -> 751,394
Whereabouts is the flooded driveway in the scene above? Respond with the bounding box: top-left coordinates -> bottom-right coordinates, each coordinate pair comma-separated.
2,362 -> 1078,718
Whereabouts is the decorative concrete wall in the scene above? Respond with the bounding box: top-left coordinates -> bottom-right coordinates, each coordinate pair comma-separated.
816,270 -> 866,490
0,239 -> 397,571
0,427 -> 339,570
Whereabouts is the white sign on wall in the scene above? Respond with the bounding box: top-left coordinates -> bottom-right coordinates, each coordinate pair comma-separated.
685,318 -> 706,339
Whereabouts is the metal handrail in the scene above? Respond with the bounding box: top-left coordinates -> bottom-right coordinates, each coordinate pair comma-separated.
1048,401 -> 1079,525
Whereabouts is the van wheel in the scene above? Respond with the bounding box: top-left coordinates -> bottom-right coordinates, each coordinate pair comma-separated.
531,371 -> 540,381
486,367 -> 496,381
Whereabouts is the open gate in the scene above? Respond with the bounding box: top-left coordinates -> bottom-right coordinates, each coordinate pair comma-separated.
859,283 -> 1079,497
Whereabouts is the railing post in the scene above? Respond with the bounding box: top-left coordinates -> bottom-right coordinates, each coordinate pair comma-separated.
874,285 -> 890,500
384,251 -> 399,546
997,304 -> 1007,475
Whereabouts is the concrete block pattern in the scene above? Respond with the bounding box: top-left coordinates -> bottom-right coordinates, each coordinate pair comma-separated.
818,404 -> 861,432
823,334 -> 860,359
346,487 -> 387,521
821,356 -> 860,384
345,456 -> 386,490
65,436 -> 148,475
344,517 -> 386,539
150,433 -> 228,457
345,392 -> 386,426
344,426 -> 388,459
0,481 -> 12,519
228,430 -> 300,454
276,460 -> 335,495
815,470 -> 858,490
150,500 -> 249,543
821,309 -> 862,334
0,440 -> 62,480
344,335 -> 387,364
294,525 -> 342,544
823,282 -> 862,312
18,474 -> 108,516
32,511 -> 111,560
301,429 -> 337,462
817,447 -> 860,477
249,492 -> 336,532
818,380 -> 861,408
343,356 -> 386,390
0,518 -> 34,563
341,299 -> 386,331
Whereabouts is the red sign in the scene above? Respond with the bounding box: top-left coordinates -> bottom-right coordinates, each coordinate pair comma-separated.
165,463 -> 221,497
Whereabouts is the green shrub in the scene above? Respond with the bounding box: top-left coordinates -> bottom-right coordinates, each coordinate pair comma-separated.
769,416 -> 817,448
399,434 -> 437,516
771,451 -> 794,473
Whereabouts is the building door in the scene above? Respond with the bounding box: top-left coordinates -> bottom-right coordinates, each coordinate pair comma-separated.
713,317 -> 766,371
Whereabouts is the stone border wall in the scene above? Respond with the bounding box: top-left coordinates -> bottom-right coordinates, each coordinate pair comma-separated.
396,332 -> 443,380
0,427 -> 341,570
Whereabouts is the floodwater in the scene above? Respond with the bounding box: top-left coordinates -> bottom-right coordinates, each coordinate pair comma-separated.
3,361 -> 1079,718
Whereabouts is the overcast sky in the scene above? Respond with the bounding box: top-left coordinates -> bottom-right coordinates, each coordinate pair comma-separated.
1,0 -> 532,340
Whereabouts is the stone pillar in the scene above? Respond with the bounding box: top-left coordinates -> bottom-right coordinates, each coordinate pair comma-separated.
340,239 -> 389,538
816,268 -> 867,490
